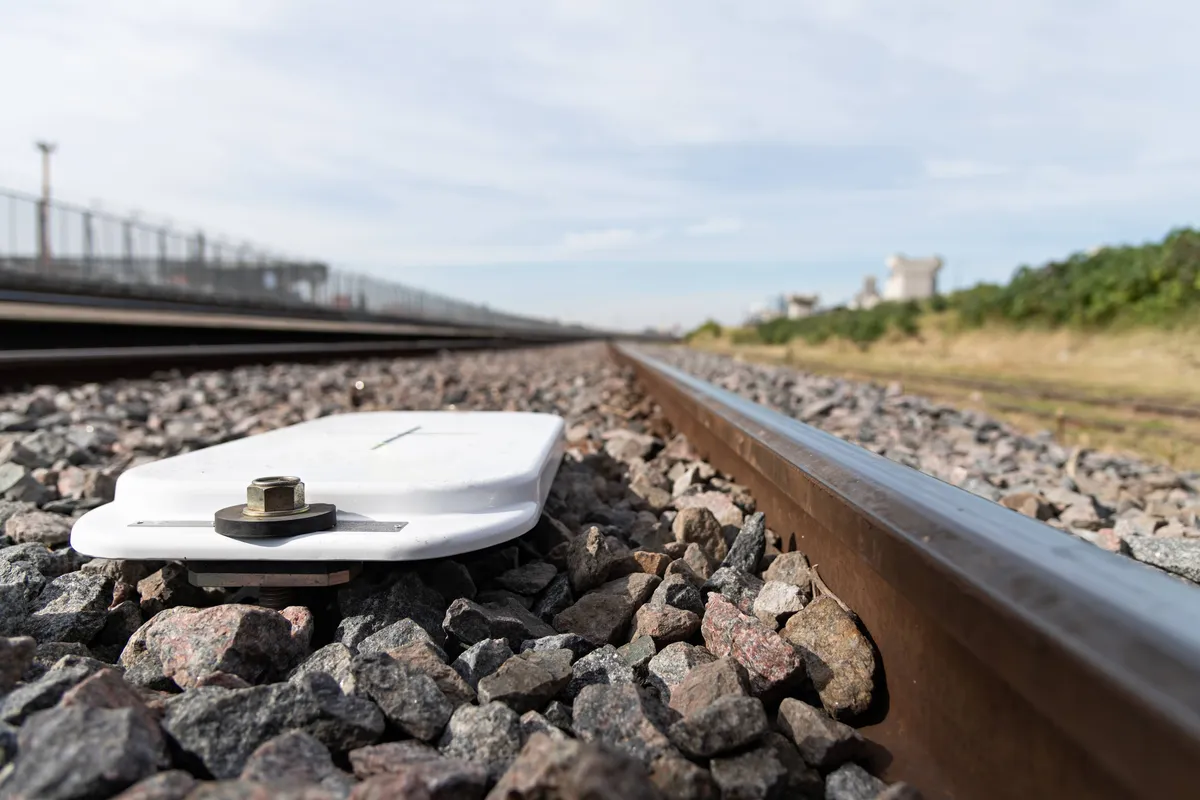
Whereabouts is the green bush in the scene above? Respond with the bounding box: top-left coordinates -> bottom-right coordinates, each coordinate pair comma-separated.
756,301 -> 922,348
945,227 -> 1200,329
757,227 -> 1200,348
684,319 -> 723,341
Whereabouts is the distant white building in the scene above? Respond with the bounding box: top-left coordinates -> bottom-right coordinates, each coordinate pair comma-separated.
785,293 -> 819,319
849,276 -> 881,310
883,255 -> 943,301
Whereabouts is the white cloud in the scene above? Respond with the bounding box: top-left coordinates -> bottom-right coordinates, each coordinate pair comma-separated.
561,227 -> 657,251
686,216 -> 745,236
925,160 -> 1009,180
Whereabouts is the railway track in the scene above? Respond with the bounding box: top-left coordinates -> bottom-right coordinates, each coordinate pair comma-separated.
613,344 -> 1200,799
0,342 -> 1195,798
0,337 -> 560,387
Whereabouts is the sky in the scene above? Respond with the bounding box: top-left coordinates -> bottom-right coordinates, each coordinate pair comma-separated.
3,1 -> 1200,330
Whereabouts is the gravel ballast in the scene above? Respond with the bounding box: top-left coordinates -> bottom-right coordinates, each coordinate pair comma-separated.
0,343 -> 936,797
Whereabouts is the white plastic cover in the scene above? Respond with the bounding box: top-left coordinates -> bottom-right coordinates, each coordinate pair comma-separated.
71,411 -> 565,561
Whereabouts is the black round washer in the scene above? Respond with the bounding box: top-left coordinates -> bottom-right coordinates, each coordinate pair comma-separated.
214,503 -> 337,539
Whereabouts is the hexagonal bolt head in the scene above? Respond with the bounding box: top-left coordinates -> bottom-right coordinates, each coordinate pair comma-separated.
245,476 -> 307,517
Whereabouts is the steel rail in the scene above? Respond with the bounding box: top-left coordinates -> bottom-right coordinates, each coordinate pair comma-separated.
612,343 -> 1200,800
0,338 -> 562,388
0,339 -> 516,367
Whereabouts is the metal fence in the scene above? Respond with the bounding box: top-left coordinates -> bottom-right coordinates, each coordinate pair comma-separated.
0,187 -> 568,331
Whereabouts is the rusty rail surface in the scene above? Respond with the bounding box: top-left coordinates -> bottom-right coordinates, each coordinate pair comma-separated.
612,343 -> 1200,800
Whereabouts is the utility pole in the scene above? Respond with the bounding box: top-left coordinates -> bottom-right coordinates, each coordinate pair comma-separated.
35,141 -> 57,269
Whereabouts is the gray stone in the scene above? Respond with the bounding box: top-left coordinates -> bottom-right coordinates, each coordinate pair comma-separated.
776,697 -> 866,770
617,635 -> 657,675
667,656 -> 750,717
648,756 -> 719,800
4,510 -> 72,547
27,641 -> 91,678
489,732 -> 662,800
702,567 -> 763,614
23,570 -> 113,643
356,617 -> 442,657
136,563 -> 210,618
680,544 -> 713,581
675,492 -> 745,530
604,431 -> 659,463
443,597 -> 556,650
289,642 -> 356,694
109,770 -> 198,800
667,695 -> 768,758
825,763 -> 888,800
0,501 -> 35,530
438,701 -> 523,782
451,638 -> 513,690
649,573 -> 705,616
672,507 -> 727,563
761,731 -> 824,799
349,742 -> 488,798
0,560 -> 45,635
722,512 -> 766,574
631,604 -> 700,646
531,572 -> 574,621
543,700 -> 573,734
2,705 -> 167,800
348,740 -> 442,776
552,573 -> 660,645
1114,515 -> 1163,539
565,644 -> 637,700
572,684 -> 677,766
752,581 -> 806,629
520,709 -> 570,743
0,464 -> 50,505
387,639 -> 476,708
350,652 -> 453,741
336,571 -> 447,649
645,642 -> 717,704
1,656 -> 105,724
519,633 -> 594,661
239,730 -> 355,798
709,746 -> 790,800
566,526 -> 620,593
162,673 -> 385,779
0,634 -> 35,691
0,540 -> 55,576
478,649 -> 573,713
1123,535 -> 1200,583
495,561 -> 559,595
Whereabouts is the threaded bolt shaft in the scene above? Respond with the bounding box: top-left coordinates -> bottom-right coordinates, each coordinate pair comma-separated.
257,586 -> 296,610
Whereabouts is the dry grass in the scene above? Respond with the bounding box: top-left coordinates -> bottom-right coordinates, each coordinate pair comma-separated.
692,322 -> 1200,469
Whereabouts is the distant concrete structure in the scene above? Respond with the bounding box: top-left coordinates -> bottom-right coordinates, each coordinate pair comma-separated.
785,293 -> 819,319
849,276 -> 881,311
883,254 -> 943,301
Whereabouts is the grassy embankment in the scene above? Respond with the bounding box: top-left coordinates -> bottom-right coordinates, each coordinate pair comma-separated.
687,228 -> 1200,468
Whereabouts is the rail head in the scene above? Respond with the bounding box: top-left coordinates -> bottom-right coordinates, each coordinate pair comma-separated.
613,343 -> 1200,800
